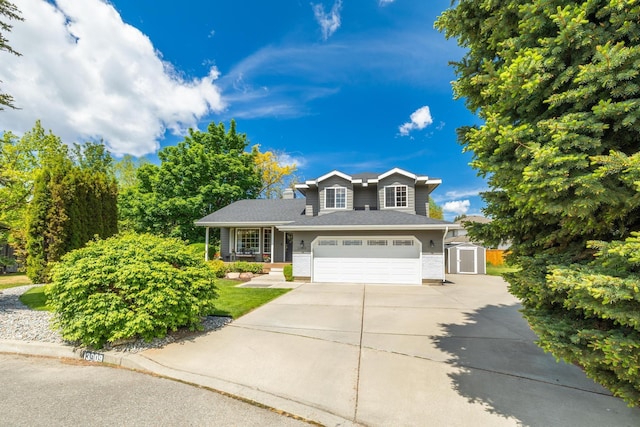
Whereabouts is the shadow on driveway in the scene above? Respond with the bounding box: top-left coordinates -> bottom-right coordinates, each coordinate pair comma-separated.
432,303 -> 640,427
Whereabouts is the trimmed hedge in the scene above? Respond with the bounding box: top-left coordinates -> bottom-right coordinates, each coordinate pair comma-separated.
47,233 -> 218,348
283,264 -> 293,282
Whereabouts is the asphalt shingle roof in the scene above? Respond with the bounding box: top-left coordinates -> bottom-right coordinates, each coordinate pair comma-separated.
195,199 -> 306,225
284,210 -> 452,227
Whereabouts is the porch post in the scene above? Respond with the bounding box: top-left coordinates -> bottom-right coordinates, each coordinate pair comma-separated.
270,226 -> 275,263
204,227 -> 210,261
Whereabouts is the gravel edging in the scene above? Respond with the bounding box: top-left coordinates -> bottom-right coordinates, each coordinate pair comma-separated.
0,285 -> 231,353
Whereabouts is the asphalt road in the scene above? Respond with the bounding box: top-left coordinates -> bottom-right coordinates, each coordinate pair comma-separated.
0,353 -> 310,427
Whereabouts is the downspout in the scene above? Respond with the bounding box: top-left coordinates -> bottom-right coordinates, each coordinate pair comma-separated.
205,227 -> 210,262
442,226 -> 449,283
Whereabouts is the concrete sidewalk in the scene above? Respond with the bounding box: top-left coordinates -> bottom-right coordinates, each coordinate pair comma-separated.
134,276 -> 639,426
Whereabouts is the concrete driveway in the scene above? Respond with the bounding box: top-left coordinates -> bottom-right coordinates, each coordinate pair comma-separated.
137,275 -> 639,426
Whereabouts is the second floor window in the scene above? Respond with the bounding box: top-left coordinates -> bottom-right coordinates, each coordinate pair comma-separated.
385,185 -> 408,208
326,187 -> 346,209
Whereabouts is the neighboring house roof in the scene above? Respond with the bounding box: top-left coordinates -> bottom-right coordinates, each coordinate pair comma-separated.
195,199 -> 306,227
457,215 -> 492,225
445,235 -> 473,244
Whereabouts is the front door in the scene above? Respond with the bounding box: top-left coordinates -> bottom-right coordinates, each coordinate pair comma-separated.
458,247 -> 477,274
285,233 -> 293,262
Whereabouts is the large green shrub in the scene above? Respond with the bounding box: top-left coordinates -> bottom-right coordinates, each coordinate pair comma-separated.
46,233 -> 217,348
208,259 -> 229,278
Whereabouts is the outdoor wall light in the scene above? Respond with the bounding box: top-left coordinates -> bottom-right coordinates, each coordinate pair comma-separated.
300,240 -> 305,250
429,239 -> 435,248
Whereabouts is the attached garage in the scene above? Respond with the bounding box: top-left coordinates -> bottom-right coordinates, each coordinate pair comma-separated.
312,236 -> 422,284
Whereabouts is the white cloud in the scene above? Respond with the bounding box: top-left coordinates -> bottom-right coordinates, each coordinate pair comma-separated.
379,0 -> 395,5
399,105 -> 433,136
312,0 -> 343,41
0,0 -> 224,156
277,153 -> 306,169
442,200 -> 470,215
445,188 -> 487,199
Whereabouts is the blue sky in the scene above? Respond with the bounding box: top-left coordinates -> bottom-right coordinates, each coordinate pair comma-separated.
1,0 -> 486,219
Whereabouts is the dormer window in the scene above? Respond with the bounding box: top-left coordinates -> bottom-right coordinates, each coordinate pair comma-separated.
385,185 -> 407,208
326,187 -> 347,209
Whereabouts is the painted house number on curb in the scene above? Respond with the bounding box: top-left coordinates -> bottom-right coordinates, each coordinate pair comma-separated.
82,350 -> 104,363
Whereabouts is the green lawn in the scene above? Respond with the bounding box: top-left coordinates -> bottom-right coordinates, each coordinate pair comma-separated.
0,273 -> 32,290
210,279 -> 290,318
19,285 -> 50,311
486,264 -> 519,277
18,279 -> 289,320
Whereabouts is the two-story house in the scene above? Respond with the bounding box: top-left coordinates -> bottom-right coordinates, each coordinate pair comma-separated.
195,168 -> 459,284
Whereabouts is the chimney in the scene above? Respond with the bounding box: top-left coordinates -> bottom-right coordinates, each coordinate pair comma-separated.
306,205 -> 314,216
283,188 -> 295,199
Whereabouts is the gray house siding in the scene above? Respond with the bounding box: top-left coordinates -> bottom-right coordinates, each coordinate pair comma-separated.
304,191 -> 320,217
378,174 -> 416,214
291,229 -> 444,256
220,228 -> 230,258
319,176 -> 353,214
414,185 -> 431,217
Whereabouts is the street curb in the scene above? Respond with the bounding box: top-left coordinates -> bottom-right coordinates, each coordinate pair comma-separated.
0,339 -> 358,427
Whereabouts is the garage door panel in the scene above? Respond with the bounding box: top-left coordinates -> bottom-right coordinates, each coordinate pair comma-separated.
313,257 -> 421,284
312,236 -> 422,285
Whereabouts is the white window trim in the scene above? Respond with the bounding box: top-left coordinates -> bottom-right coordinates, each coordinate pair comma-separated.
384,185 -> 408,208
324,186 -> 347,209
262,228 -> 272,254
236,228 -> 260,254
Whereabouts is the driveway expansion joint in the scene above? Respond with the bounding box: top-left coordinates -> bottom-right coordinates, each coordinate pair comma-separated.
352,285 -> 366,423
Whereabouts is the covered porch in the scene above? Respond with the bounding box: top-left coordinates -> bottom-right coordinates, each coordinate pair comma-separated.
203,225 -> 293,264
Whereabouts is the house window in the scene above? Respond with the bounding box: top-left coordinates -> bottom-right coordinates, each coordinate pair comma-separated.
342,239 -> 362,246
325,187 -> 347,209
263,229 -> 272,254
385,185 -> 408,208
318,239 -> 338,246
393,239 -> 414,246
236,229 -> 260,254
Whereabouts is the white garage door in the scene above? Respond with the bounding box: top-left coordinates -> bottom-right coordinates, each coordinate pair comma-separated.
312,237 -> 421,284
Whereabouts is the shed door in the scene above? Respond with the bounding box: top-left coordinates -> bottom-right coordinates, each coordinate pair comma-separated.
312,237 -> 421,284
458,247 -> 477,274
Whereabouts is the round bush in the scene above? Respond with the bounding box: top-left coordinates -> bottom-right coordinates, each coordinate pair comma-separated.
47,233 -> 218,348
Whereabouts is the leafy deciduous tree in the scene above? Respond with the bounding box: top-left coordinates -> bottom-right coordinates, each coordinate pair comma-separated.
0,0 -> 22,110
253,147 -> 297,199
119,120 -> 261,242
436,0 -> 640,405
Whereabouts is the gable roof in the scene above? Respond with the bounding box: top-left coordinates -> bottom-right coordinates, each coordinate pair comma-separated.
296,167 -> 441,193
195,199 -> 306,227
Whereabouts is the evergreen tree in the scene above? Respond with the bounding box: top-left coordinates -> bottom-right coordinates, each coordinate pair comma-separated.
436,0 -> 640,404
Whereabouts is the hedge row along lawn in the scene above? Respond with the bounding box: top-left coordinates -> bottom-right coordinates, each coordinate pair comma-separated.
20,278 -> 289,320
